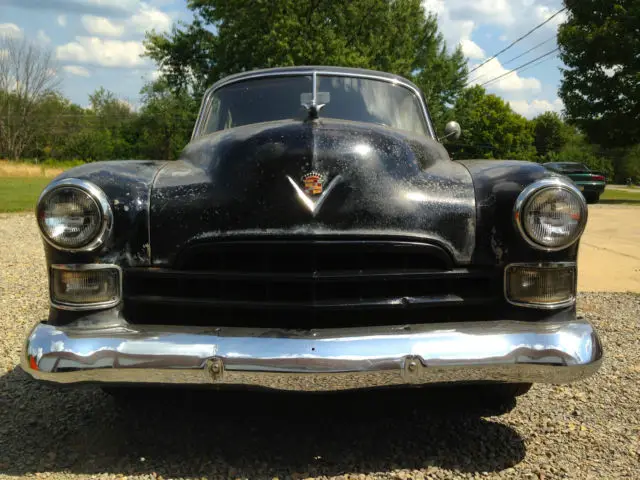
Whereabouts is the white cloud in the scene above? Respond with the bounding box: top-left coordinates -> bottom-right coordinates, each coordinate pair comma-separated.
78,4 -> 171,38
422,1 -> 564,62
81,15 -> 125,37
509,98 -> 564,119
148,0 -> 176,6
0,23 -> 23,38
130,3 -> 172,33
57,15 -> 67,27
63,65 -> 91,77
37,30 -> 51,45
449,0 -> 515,27
4,0 -> 140,16
117,98 -> 135,112
56,36 -> 147,68
468,58 -> 542,93
534,5 -> 568,29
460,38 -> 484,60
85,0 -> 137,9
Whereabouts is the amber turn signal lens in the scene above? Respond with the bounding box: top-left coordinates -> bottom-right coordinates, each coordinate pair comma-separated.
505,264 -> 576,308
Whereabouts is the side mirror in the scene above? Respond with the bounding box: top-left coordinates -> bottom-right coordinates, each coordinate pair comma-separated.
441,121 -> 462,141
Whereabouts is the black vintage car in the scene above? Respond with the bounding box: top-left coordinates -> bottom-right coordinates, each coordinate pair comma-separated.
23,67 -> 602,407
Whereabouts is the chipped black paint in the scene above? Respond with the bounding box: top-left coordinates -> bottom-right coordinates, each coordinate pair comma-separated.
150,119 -> 477,266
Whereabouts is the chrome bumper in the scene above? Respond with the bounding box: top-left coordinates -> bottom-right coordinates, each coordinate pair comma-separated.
22,316 -> 603,391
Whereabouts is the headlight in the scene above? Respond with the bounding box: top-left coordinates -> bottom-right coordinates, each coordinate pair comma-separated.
37,178 -> 113,251
514,178 -> 587,251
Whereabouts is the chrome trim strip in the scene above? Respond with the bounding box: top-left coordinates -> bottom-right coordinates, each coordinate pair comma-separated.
22,315 -> 603,390
191,68 -> 436,140
147,162 -> 169,264
504,262 -> 577,309
513,177 -> 588,252
50,264 -> 123,311
36,178 -> 114,252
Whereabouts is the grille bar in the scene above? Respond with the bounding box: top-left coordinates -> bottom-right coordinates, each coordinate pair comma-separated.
124,293 -> 478,310
126,267 -> 486,282
173,239 -> 454,272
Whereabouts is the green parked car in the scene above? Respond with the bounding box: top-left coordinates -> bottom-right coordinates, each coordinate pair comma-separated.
543,162 -> 606,204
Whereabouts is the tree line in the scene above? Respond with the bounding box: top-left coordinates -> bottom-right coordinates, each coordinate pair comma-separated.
1,0 -> 638,182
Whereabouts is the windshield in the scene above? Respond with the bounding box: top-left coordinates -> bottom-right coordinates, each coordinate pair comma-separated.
201,74 -> 429,136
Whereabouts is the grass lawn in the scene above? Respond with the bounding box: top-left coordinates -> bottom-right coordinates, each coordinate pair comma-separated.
0,177 -> 51,213
600,188 -> 640,205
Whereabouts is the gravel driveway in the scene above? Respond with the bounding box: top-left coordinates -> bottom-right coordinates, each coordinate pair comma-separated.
1,213 -> 638,480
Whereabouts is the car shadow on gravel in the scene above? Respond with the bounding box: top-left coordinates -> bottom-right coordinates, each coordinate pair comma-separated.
0,368 -> 526,478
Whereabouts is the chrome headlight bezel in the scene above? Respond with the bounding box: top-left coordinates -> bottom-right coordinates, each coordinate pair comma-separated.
513,177 -> 588,252
36,178 -> 113,252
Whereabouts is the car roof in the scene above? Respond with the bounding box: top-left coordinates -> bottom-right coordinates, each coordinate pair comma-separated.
209,66 -> 421,92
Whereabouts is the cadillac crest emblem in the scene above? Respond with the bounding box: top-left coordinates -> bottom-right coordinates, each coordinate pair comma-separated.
302,171 -> 324,196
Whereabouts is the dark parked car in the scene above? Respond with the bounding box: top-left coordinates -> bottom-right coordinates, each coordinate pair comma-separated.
23,67 -> 602,409
543,162 -> 606,204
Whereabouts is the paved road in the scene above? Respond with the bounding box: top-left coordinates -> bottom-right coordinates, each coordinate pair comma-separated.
579,204 -> 640,293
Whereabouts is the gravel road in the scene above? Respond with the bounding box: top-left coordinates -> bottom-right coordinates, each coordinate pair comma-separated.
1,213 -> 639,480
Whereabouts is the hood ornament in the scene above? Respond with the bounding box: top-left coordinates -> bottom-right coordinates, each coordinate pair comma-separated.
287,172 -> 342,217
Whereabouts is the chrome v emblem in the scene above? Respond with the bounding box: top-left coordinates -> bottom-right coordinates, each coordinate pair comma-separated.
286,175 -> 343,217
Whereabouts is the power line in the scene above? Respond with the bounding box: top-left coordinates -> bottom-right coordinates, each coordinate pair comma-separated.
467,36 -> 556,84
478,48 -> 560,88
479,48 -> 559,88
508,52 -> 559,78
467,7 -> 566,77
502,36 -> 557,67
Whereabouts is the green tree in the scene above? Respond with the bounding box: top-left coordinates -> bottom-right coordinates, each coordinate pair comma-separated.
88,87 -> 136,158
61,129 -> 115,162
136,80 -> 198,160
18,92 -> 82,159
532,112 -> 570,158
144,0 -> 467,126
0,36 -> 60,159
558,0 -> 640,147
615,145 -> 640,183
545,131 -> 615,179
448,86 -> 536,160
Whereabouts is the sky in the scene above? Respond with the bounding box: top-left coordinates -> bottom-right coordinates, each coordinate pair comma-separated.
0,0 -> 567,119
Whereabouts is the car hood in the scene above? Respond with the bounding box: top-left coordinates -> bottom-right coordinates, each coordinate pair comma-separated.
150,119 -> 476,265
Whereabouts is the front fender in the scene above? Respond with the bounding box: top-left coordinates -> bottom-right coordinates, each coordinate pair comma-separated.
459,160 -> 580,266
40,160 -> 167,268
